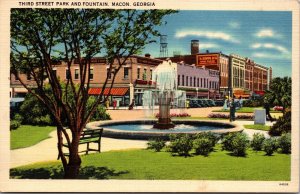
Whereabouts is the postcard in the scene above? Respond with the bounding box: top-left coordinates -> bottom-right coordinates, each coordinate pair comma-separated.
0,0 -> 299,192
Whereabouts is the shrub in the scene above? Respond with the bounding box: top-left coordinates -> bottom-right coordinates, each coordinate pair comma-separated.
193,137 -> 213,156
90,105 -> 111,121
242,99 -> 263,107
277,133 -> 291,154
263,138 -> 278,156
147,138 -> 166,152
221,133 -> 236,151
13,114 -> 23,123
19,93 -> 55,126
269,110 -> 291,136
221,132 -> 249,156
251,133 -> 265,151
195,132 -> 219,148
167,134 -> 193,157
86,96 -> 111,122
10,120 -> 21,130
231,133 -> 249,156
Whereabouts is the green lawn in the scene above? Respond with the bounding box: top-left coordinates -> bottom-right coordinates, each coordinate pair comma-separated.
212,107 -> 281,113
10,125 -> 56,150
10,145 -> 290,180
244,124 -> 271,131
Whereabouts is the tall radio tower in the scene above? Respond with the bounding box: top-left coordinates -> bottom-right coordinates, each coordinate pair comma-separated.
160,35 -> 168,57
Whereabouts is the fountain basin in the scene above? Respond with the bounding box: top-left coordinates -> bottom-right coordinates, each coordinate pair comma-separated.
87,119 -> 242,140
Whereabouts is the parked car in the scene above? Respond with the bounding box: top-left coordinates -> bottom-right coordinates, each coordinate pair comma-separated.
273,106 -> 284,111
202,99 -> 211,107
197,99 -> 208,107
189,99 -> 201,108
207,99 -> 216,106
214,99 -> 224,106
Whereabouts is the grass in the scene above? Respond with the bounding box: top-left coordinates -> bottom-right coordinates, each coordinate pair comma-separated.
10,145 -> 290,180
10,125 -> 56,150
212,107 -> 281,113
244,124 -> 271,131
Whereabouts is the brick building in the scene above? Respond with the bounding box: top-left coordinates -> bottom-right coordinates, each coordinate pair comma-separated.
10,55 -> 163,106
158,39 -> 271,99
245,57 -> 270,96
177,62 -> 220,99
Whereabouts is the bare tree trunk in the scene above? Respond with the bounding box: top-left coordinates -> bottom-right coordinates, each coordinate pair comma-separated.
57,127 -> 68,172
64,134 -> 82,179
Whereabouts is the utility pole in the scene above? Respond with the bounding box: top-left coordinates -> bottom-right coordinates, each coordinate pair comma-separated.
228,55 -> 233,98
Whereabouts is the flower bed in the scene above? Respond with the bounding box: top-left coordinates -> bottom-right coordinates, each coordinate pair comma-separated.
155,113 -> 191,118
208,113 -> 253,120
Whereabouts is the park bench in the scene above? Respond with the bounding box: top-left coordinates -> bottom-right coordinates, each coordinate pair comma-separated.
58,127 -> 103,159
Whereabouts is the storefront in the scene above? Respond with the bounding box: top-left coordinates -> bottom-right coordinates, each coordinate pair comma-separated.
88,87 -> 130,107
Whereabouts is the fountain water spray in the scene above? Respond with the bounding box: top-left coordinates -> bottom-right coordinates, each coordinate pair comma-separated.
143,60 -> 186,129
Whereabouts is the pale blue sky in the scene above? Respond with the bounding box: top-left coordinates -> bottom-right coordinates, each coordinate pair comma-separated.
143,11 -> 292,77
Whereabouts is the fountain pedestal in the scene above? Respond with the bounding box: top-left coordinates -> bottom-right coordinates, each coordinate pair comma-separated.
153,92 -> 175,129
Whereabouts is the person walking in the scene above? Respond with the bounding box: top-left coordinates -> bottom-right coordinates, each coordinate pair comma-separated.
263,97 -> 274,122
229,97 -> 236,122
105,99 -> 110,109
128,98 -> 135,110
113,99 -> 117,110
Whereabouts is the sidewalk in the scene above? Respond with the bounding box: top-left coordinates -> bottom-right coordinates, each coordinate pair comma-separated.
10,131 -> 148,168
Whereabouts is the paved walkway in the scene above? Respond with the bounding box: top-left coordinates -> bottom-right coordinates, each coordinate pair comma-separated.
10,107 -> 273,168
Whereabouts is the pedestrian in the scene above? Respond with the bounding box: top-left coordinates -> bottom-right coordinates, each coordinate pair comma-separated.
113,99 -> 117,110
229,97 -> 236,122
239,96 -> 243,108
128,98 -> 135,110
105,99 -> 110,109
263,97 -> 274,122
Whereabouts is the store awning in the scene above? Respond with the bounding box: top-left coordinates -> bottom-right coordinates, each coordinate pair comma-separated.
234,94 -> 250,98
88,87 -> 129,96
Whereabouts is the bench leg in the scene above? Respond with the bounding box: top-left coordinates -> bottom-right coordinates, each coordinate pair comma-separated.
86,143 -> 89,155
98,141 -> 101,153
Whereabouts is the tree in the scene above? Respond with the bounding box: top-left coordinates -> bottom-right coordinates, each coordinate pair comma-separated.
11,9 -> 175,178
264,77 -> 291,112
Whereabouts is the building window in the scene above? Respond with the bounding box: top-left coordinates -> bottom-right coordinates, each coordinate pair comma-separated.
65,69 -> 71,79
186,76 -> 189,86
197,78 -> 199,87
178,75 -> 180,86
194,77 -> 196,87
137,68 -> 140,79
89,68 -> 94,80
15,73 -> 19,80
201,78 -> 202,87
75,69 -> 79,80
124,67 -> 129,79
190,77 -> 192,87
142,68 -> 147,80
182,75 -> 184,86
106,68 -> 112,79
150,69 -> 153,80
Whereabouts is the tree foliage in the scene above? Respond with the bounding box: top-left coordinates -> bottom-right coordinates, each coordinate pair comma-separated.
10,9 -> 175,178
264,77 -> 291,112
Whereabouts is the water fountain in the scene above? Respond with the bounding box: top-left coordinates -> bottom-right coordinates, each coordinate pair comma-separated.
88,60 -> 241,140
143,60 -> 185,129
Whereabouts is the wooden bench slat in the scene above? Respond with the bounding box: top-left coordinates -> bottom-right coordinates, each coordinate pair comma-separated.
58,128 -> 103,159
